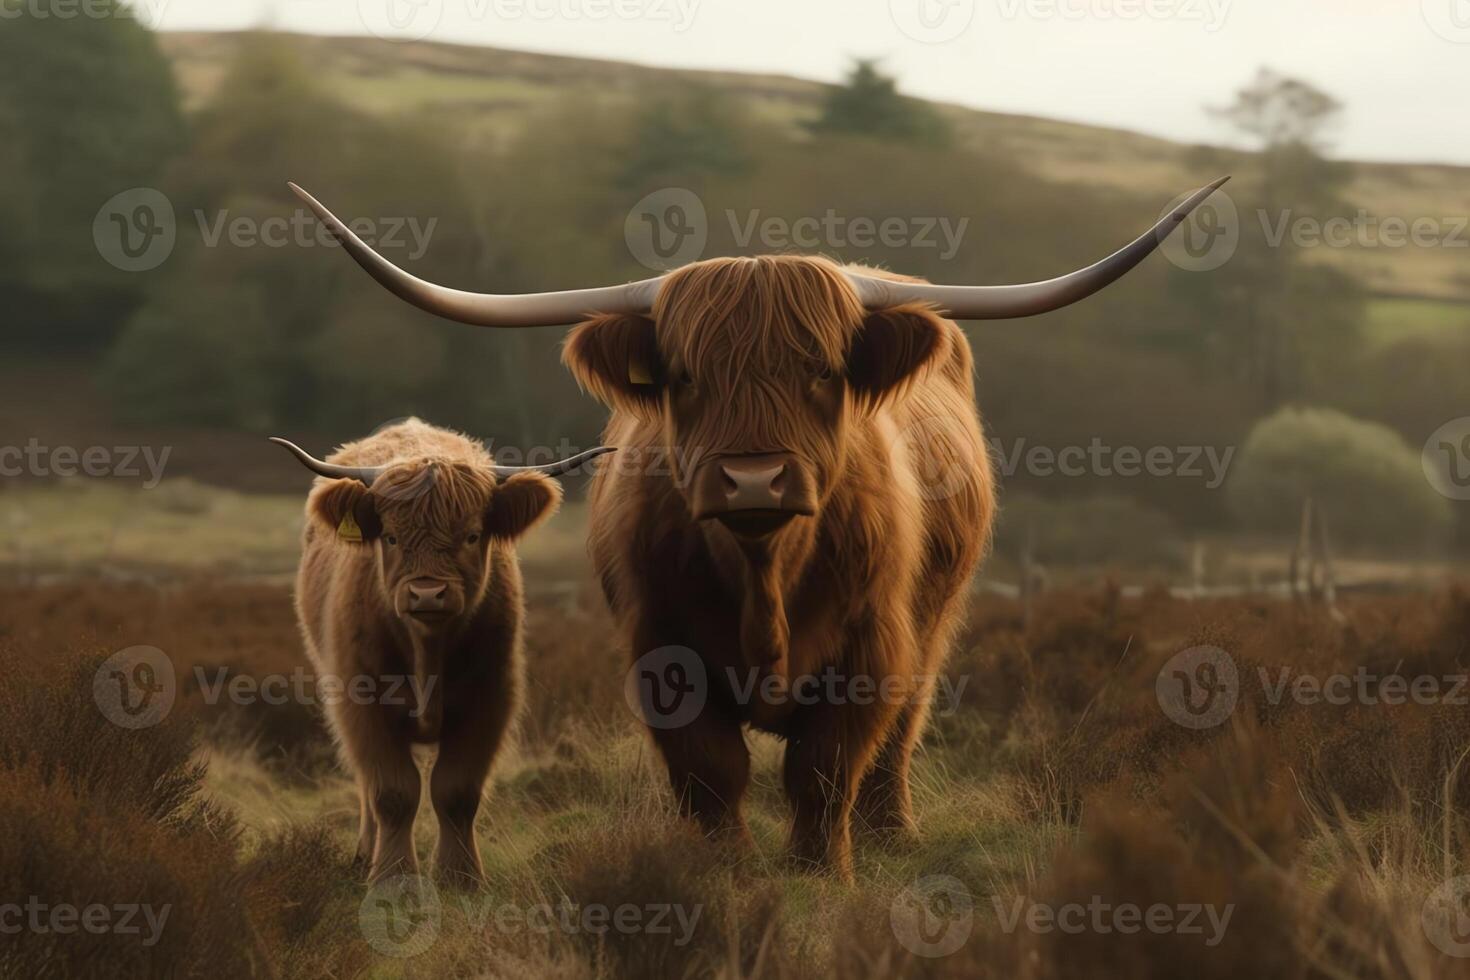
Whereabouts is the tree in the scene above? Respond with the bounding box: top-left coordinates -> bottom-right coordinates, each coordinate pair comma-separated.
1180,69 -> 1363,410
0,0 -> 185,350
809,60 -> 951,148
1226,407 -> 1452,550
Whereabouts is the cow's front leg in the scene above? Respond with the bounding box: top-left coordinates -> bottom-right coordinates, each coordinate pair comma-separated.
354,780 -> 379,866
429,691 -> 513,888
648,702 -> 752,844
337,701 -> 422,883
783,628 -> 906,880
854,675 -> 934,838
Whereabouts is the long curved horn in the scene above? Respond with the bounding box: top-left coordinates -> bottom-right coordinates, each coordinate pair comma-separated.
270,437 -> 614,485
488,446 -> 615,478
289,176 -> 1227,326
270,437 -> 387,485
847,176 -> 1231,319
288,183 -> 664,327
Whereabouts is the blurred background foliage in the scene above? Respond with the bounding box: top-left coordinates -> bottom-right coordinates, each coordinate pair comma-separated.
0,11 -> 1464,563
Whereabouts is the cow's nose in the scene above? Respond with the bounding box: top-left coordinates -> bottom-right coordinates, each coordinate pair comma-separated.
719,458 -> 788,510
407,579 -> 449,612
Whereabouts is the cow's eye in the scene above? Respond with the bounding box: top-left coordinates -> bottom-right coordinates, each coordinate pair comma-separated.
385,534 -> 398,546
466,532 -> 480,545
678,370 -> 695,387
814,363 -> 834,382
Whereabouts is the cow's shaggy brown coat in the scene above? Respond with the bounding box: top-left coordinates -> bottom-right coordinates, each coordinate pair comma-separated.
564,255 -> 995,878
291,419 -> 560,885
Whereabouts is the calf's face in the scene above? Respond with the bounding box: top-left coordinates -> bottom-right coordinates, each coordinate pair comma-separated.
309,462 -> 559,631
564,256 -> 949,539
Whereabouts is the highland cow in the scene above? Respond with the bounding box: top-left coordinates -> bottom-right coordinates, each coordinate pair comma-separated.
272,419 -> 607,884
287,176 -> 1227,878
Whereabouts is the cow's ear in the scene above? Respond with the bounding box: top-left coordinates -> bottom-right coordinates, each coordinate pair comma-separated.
845,304 -> 951,409
307,479 -> 382,543
485,472 -> 562,541
562,313 -> 663,415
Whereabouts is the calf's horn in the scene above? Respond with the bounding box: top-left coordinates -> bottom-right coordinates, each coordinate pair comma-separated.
288,176 -> 1228,326
270,437 -> 613,484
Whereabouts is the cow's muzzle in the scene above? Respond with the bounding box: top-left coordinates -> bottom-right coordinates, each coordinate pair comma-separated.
402,578 -> 461,620
689,452 -> 817,537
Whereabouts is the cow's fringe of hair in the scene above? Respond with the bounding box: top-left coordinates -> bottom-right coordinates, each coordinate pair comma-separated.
653,255 -> 862,387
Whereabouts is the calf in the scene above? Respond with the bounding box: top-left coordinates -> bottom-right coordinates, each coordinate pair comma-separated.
273,419 -> 607,885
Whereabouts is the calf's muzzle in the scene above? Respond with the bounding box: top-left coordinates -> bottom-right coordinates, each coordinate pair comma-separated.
406,578 -> 454,616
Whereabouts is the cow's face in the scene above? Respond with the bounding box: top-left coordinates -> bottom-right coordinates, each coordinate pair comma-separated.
308,462 -> 559,632
565,256 -> 949,539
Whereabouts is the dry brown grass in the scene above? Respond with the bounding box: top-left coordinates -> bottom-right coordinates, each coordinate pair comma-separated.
5,581 -> 1470,978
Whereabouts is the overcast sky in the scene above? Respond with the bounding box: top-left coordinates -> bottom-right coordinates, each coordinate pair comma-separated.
137,0 -> 1470,165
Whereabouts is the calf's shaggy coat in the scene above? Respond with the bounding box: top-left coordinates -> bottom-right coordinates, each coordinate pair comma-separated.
289,419 -> 560,884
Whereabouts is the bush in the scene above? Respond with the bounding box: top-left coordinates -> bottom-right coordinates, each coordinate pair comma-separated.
1226,406 -> 1452,550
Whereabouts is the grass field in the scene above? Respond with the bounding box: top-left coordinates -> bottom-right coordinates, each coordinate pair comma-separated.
5,568 -> 1470,977
1364,297 -> 1470,352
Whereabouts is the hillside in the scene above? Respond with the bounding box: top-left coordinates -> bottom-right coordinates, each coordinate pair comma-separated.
158,30 -> 1470,311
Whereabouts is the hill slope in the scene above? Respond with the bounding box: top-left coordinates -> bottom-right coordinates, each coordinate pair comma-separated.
157,30 -> 1470,308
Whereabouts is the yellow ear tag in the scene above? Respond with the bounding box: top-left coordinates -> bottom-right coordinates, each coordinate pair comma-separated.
628,358 -> 653,385
337,510 -> 363,543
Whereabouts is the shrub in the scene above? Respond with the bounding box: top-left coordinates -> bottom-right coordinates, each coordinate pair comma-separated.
1226,406 -> 1452,550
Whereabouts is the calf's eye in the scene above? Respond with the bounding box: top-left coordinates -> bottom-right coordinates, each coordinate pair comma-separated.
466,532 -> 481,545
386,534 -> 398,546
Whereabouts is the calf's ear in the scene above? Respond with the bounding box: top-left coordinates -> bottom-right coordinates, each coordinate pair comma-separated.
845,304 -> 951,410
308,479 -> 382,543
485,472 -> 563,541
562,313 -> 663,415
